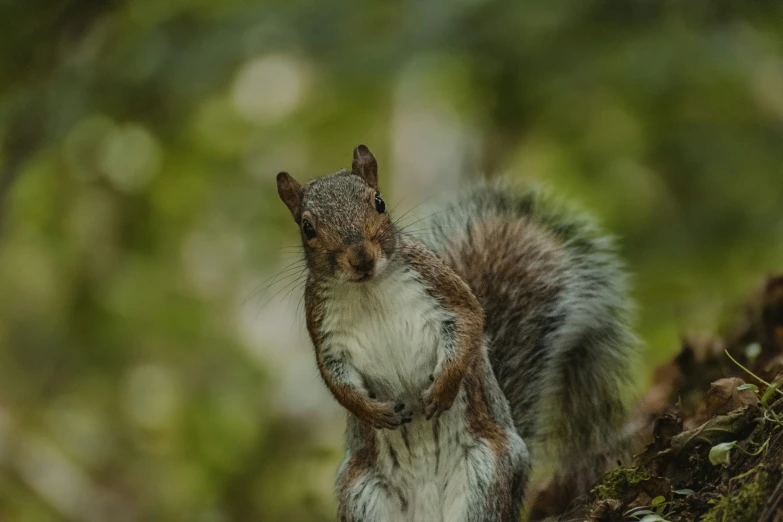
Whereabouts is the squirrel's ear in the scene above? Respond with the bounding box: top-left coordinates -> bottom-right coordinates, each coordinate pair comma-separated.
276,172 -> 304,223
351,144 -> 379,190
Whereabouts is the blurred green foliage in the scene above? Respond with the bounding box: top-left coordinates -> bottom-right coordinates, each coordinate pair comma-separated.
1,0 -> 782,520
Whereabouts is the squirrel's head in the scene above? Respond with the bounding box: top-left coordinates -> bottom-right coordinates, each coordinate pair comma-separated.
276,145 -> 397,283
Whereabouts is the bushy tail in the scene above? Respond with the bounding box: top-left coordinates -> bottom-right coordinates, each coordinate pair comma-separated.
417,181 -> 639,492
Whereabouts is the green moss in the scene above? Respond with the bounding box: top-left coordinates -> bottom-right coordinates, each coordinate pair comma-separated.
702,469 -> 775,522
590,466 -> 652,501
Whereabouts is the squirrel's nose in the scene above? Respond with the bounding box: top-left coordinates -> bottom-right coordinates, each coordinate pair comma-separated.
350,251 -> 374,273
348,247 -> 376,274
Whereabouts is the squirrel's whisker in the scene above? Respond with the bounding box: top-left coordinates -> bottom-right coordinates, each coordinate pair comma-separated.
255,269 -> 308,317
243,263 -> 307,306
283,278 -> 308,308
390,205 -> 459,238
387,192 -> 443,229
243,266 -> 306,306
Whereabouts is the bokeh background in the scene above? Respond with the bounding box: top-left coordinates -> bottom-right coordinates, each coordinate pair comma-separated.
1,1 -> 782,521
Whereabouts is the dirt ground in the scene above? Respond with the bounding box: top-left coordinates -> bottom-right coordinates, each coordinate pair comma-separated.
530,275 -> 783,522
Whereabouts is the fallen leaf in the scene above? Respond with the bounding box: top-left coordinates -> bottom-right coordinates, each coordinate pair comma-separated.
635,411 -> 683,465
762,276 -> 783,355
670,405 -> 759,458
627,476 -> 671,506
762,355 -> 783,382
703,378 -> 758,417
626,492 -> 653,510
589,498 -> 624,522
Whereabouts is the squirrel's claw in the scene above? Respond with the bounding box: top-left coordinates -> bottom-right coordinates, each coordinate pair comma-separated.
363,400 -> 413,430
422,380 -> 458,420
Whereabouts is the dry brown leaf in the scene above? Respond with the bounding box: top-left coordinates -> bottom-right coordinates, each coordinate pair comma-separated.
670,405 -> 759,459
762,355 -> 783,382
704,377 -> 759,417
588,499 -> 623,522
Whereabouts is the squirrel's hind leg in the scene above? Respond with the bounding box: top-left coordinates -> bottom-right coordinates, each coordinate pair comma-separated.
442,429 -> 530,522
336,463 -> 406,522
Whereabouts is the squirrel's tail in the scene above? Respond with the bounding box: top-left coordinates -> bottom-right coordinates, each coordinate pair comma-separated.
417,181 -> 639,492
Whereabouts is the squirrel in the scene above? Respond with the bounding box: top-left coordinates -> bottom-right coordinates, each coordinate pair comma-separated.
275,145 -> 637,522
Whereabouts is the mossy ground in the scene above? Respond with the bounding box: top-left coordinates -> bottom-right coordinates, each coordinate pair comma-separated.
701,467 -> 778,522
590,466 -> 652,501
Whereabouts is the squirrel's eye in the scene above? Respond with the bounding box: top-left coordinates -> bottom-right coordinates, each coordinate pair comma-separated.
374,195 -> 386,214
302,219 -> 316,239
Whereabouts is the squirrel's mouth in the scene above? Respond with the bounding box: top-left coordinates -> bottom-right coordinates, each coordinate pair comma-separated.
350,272 -> 374,283
345,254 -> 387,283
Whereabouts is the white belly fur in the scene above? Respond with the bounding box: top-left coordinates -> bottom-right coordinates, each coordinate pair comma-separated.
376,394 -> 497,522
322,268 -> 450,403
324,269 -> 495,521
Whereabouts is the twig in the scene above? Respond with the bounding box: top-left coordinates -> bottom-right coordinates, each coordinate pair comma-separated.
758,474 -> 783,522
725,350 -> 783,398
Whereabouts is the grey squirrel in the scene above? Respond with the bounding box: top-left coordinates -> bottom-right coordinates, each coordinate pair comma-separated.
275,145 -> 637,522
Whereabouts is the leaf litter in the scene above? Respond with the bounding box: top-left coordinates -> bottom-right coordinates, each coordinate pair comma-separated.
528,275 -> 783,521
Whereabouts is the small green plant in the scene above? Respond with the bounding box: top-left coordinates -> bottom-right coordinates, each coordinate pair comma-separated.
708,436 -> 770,467
625,494 -> 674,521
673,489 -> 695,496
709,441 -> 736,466
761,380 -> 782,408
626,487 -> 695,521
725,350 -> 783,401
726,350 -> 783,427
638,515 -> 670,522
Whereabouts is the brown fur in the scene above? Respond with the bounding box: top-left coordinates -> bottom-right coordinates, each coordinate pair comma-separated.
462,361 -> 522,520
441,217 -> 566,309
339,430 -> 378,489
303,189 -> 395,282
437,217 -> 569,439
400,235 -> 486,419
336,429 -> 380,522
352,144 -> 379,190
463,367 -> 509,456
336,240 -> 382,276
276,172 -> 303,223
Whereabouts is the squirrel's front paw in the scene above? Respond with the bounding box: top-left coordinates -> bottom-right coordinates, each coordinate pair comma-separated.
363,401 -> 413,430
422,375 -> 460,420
